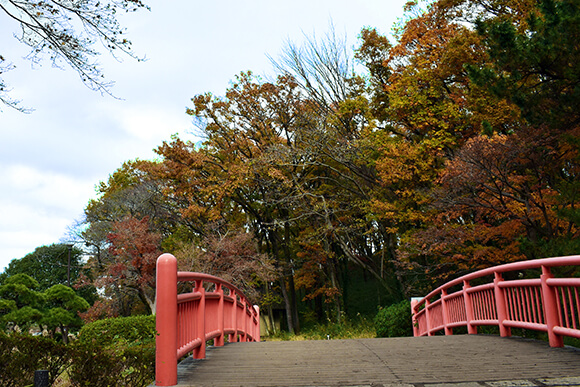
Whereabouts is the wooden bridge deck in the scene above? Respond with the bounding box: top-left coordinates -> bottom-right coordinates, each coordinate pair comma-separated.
163,335 -> 580,387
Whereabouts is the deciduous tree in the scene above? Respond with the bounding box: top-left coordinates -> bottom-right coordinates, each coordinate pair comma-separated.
103,215 -> 161,315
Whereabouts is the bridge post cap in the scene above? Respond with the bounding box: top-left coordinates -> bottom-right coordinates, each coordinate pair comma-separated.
157,253 -> 177,263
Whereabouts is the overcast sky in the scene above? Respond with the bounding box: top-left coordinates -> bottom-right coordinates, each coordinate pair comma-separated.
0,0 -> 407,271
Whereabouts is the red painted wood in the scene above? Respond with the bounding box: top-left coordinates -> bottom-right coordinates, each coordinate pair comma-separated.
155,253 -> 260,386
412,255 -> 580,347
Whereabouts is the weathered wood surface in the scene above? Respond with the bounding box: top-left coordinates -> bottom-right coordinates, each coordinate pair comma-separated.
164,335 -> 580,386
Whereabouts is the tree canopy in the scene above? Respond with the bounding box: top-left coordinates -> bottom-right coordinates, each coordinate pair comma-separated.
69,0 -> 580,330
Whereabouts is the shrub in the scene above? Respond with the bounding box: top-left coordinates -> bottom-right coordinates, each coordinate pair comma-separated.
0,333 -> 69,387
374,300 -> 413,338
67,341 -> 123,387
74,315 -> 156,386
121,341 -> 156,386
0,315 -> 156,387
79,314 -> 156,347
66,339 -> 155,387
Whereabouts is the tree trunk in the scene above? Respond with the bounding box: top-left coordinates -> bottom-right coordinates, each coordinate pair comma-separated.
279,275 -> 295,334
60,324 -> 69,345
329,258 -> 342,323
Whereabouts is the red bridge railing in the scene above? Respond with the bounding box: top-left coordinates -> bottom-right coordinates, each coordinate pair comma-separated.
155,253 -> 260,386
411,255 -> 580,347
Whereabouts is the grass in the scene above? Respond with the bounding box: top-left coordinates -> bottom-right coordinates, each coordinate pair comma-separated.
264,315 -> 376,341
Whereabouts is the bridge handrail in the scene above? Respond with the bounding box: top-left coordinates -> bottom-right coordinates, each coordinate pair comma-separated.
411,255 -> 580,347
155,253 -> 260,386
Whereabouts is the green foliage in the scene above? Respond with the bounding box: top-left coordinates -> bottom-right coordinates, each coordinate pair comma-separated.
73,315 -> 156,386
2,306 -> 44,331
267,315 -> 376,341
519,236 -> 580,260
67,340 -> 155,387
0,273 -> 43,308
0,315 -> 156,387
79,314 -> 156,347
43,284 -> 90,337
0,244 -> 85,291
374,300 -> 413,338
0,274 -> 44,330
0,274 -> 90,341
0,332 -> 68,387
118,341 -> 156,386
470,0 -> 580,130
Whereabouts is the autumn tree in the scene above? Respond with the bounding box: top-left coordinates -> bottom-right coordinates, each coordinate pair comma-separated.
0,0 -> 149,111
271,28 -> 414,311
454,0 -> 580,257
82,160 -> 176,267
101,215 -> 161,315
175,228 -> 277,303
151,72 -> 312,333
357,0 -> 580,294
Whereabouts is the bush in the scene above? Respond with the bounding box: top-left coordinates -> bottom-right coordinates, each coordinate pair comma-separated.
374,300 -> 413,338
0,333 -> 69,387
67,341 -> 123,387
79,314 -> 156,347
73,315 -> 156,386
0,315 -> 156,387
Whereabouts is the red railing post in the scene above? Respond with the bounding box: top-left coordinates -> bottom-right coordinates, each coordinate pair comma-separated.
240,298 -> 247,342
541,266 -> 564,347
254,305 -> 261,341
441,289 -> 452,335
155,253 -> 178,386
193,280 -> 206,359
229,290 -> 238,343
410,299 -> 419,337
425,298 -> 432,336
463,280 -> 477,334
494,272 -> 511,338
215,283 -> 225,347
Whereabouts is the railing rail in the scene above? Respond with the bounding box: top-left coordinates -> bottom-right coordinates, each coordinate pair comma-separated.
155,253 -> 260,386
411,255 -> 580,347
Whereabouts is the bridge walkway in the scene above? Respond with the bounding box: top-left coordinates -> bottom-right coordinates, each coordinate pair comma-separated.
163,335 -> 580,387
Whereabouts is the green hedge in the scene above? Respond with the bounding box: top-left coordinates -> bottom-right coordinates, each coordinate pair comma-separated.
374,299 -> 413,338
79,314 -> 156,347
66,340 -> 155,387
0,315 -> 157,386
0,333 -> 69,387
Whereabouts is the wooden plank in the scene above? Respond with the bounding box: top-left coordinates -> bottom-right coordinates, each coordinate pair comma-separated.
161,335 -> 580,386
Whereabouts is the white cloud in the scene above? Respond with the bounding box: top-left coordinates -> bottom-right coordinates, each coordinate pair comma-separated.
0,165 -> 95,266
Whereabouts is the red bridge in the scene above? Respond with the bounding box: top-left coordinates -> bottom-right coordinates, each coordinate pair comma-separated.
153,255 -> 580,386
411,255 -> 580,347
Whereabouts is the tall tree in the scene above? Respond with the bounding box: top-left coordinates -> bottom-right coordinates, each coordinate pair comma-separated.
0,244 -> 85,290
103,215 -> 161,315
358,0 -> 580,294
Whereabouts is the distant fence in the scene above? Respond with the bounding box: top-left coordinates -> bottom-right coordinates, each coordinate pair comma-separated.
411,255 -> 580,347
155,253 -> 260,386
